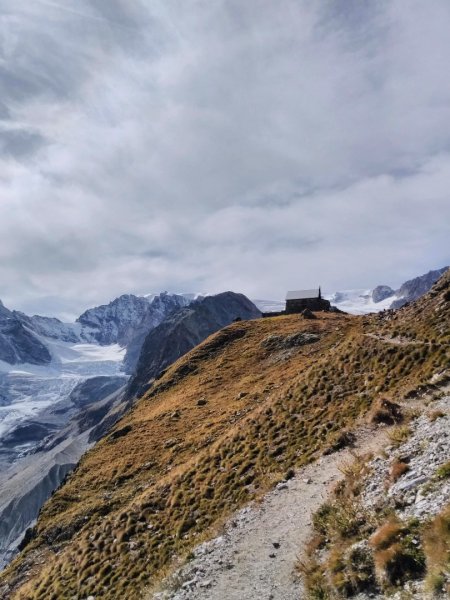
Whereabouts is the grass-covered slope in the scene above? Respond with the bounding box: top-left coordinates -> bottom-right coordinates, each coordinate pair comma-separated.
1,273 -> 448,600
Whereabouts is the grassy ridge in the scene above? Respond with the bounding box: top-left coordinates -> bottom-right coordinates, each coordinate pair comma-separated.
1,273 -> 449,599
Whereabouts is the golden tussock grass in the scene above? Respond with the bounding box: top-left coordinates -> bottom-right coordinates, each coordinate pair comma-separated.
2,272 -> 450,599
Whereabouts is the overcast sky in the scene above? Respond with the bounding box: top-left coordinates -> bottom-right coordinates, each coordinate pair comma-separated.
0,0 -> 449,319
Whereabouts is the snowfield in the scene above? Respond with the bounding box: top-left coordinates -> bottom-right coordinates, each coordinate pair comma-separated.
0,340 -> 126,438
326,289 -> 395,314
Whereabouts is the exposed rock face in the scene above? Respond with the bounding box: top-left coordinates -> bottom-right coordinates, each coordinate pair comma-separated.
1,422 -> 56,447
0,377 -> 128,569
3,292 -> 195,361
127,292 -> 261,397
390,266 -> 448,309
69,376 -> 125,408
76,294 -> 154,345
372,285 -> 395,303
0,461 -> 75,570
261,332 -> 319,351
13,313 -> 83,343
329,267 -> 449,314
123,293 -> 192,372
0,301 -> 51,366
76,292 -> 192,368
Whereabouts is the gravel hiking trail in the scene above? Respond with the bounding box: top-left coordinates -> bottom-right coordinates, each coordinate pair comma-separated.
152,427 -> 388,600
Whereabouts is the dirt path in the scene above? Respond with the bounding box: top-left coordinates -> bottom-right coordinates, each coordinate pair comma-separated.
152,427 -> 388,600
364,332 -> 430,346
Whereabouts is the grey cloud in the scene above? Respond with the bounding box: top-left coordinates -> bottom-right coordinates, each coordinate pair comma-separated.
0,0 -> 449,318
0,128 -> 46,158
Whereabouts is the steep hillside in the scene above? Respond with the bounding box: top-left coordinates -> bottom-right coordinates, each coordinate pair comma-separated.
127,291 -> 261,397
0,291 -> 259,569
1,273 -> 448,600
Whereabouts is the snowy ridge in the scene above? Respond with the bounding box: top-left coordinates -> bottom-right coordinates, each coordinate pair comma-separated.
326,289 -> 394,314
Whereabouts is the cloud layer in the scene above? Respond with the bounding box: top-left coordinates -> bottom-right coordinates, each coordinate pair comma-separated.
0,0 -> 449,318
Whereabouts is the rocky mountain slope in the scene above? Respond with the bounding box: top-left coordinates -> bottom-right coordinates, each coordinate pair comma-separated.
0,291 -> 196,452
299,388 -> 450,599
327,266 -> 448,314
390,266 -> 449,309
127,292 -> 261,397
1,292 -> 193,368
0,302 -> 51,366
0,378 -> 129,570
77,293 -> 191,353
1,271 -> 447,599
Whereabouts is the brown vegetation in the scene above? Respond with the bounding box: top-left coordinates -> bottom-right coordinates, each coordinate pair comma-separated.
1,271 -> 449,599
423,504 -> 450,595
389,460 -> 410,484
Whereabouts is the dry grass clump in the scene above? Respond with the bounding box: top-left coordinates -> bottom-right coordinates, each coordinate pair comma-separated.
370,518 -> 404,550
434,460 -> 450,481
323,430 -> 356,456
369,398 -> 403,425
336,452 -> 373,499
327,541 -> 377,597
387,425 -> 412,447
423,504 -> 450,596
428,409 -> 445,422
297,557 -> 330,600
389,460 -> 410,484
370,517 -> 426,587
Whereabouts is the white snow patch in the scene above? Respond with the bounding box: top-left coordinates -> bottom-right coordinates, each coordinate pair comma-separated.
326,289 -> 394,315
55,342 -> 125,364
0,340 -> 126,438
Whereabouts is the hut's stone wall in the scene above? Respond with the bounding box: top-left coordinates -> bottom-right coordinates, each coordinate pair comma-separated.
285,297 -> 330,313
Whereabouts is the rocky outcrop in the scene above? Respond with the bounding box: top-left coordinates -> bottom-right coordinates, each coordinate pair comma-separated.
1,422 -> 56,447
0,301 -> 51,366
76,292 -> 191,348
390,266 -> 448,309
372,285 -> 395,303
127,292 -> 261,397
123,293 -> 192,372
69,376 -> 125,408
363,394 -> 450,521
13,313 -> 83,343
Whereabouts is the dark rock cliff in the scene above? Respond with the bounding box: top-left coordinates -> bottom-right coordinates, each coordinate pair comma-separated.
391,266 -> 448,309
127,292 -> 261,397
